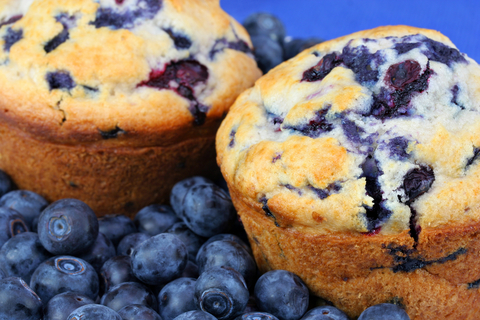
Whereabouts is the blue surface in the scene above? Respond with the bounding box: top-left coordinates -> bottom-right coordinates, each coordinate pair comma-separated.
220,0 -> 480,63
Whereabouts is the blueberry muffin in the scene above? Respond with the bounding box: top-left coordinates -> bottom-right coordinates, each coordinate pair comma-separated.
217,25 -> 480,319
0,0 -> 261,216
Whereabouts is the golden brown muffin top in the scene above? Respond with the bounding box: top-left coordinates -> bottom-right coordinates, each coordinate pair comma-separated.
0,0 -> 261,146
217,25 -> 480,236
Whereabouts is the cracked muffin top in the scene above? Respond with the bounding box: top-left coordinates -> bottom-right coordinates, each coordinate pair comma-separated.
217,26 -> 480,236
0,0 -> 261,146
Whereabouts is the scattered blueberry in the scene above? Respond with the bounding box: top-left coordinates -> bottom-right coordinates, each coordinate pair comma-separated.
29,255 -> 99,303
422,37 -> 467,66
0,169 -> 14,197
101,281 -> 158,312
283,107 -> 333,138
243,13 -> 286,44
357,303 -> 410,320
235,312 -> 279,320
67,304 -> 122,320
0,190 -> 48,230
77,232 -> 116,272
166,222 -> 206,261
134,204 -> 180,236
118,304 -> 163,320
0,232 -> 51,284
46,71 -> 76,91
173,310 -> 218,320
0,206 -> 29,248
402,166 -> 435,204
387,137 -> 410,161
44,28 -> 69,53
0,15 -> 22,28
44,292 -> 95,320
254,270 -> 309,320
99,214 -> 137,246
3,27 -> 22,52
98,125 -> 127,139
176,182 -> 237,238
250,34 -> 284,74
195,267 -> 249,320
158,277 -> 197,320
131,233 -> 188,285
37,198 -> 99,255
341,45 -> 384,84
299,306 -> 349,320
0,277 -> 43,320
164,28 -> 192,50
301,52 -> 342,82
100,255 -> 140,295
394,42 -> 421,55
117,232 -> 151,256
170,176 -> 213,215
283,37 -> 323,60
209,38 -> 253,59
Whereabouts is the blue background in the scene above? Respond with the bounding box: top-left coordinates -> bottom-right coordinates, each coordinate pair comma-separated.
220,0 -> 480,63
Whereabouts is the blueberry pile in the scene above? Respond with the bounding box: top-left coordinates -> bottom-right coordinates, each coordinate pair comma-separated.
242,13 -> 324,74
0,168 -> 409,320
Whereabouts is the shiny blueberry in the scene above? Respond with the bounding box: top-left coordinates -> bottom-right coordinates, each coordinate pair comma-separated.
195,266 -> 249,320
158,277 -> 197,320
0,232 -> 51,283
0,169 -> 14,197
0,206 -> 29,248
167,222 -> 205,261
170,176 -> 213,214
402,166 -> 435,203
134,204 -> 181,236
243,13 -> 286,44
300,306 -> 349,320
196,239 -> 257,289
131,233 -> 188,285
67,304 -> 122,320
117,232 -> 151,256
77,232 -> 116,272
173,310 -> 218,320
99,214 -> 137,246
100,255 -> 140,295
118,304 -> 162,320
283,37 -> 323,60
44,292 -> 95,320
250,34 -> 284,74
0,190 -> 48,230
357,303 -> 410,320
176,182 -> 237,238
101,281 -> 158,312
235,312 -> 279,320
0,277 -> 43,320
198,233 -> 252,260
254,270 -> 309,320
37,198 -> 99,255
30,255 -> 99,303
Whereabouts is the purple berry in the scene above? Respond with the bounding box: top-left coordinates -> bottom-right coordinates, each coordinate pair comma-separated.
358,303 -> 410,320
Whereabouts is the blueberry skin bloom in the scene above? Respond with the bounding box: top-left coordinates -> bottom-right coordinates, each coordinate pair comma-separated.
254,270 -> 309,320
167,222 -> 206,261
0,232 -> 51,283
234,312 -> 279,320
44,292 -> 95,320
118,304 -> 162,320
134,204 -> 181,236
67,304 -> 122,320
357,303 -> 410,320
117,232 -> 151,256
37,198 -> 99,255
30,255 -> 99,303
0,206 -> 29,248
300,306 -> 349,320
158,277 -> 197,320
170,176 -> 213,215
77,232 -> 116,272
195,267 -> 249,320
101,281 -> 158,312
99,214 -> 137,246
0,190 -> 48,229
0,277 -> 43,320
173,310 -> 218,320
100,255 -> 140,295
131,233 -> 188,285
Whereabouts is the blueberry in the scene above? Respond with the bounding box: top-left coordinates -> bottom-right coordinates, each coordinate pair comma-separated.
250,34 -> 284,74
46,71 -> 76,90
243,13 -> 286,44
158,277 -> 197,320
177,182 -> 237,238
164,28 -> 192,50
341,45 -> 384,84
402,166 -> 435,203
134,204 -> 181,236
67,304 -> 122,320
118,304 -> 162,320
394,42 -> 421,55
357,303 -> 410,320
44,292 -> 95,320
44,28 -> 69,53
3,27 -> 22,51
170,176 -> 213,215
100,255 -> 140,295
77,232 -> 116,273
173,310 -> 218,320
131,233 -> 188,285
37,198 -> 99,255
0,232 -> 51,283
0,190 -> 48,230
209,38 -> 253,59
117,232 -> 151,256
197,233 -> 252,260
166,222 -> 206,261
0,206 -> 29,248
301,52 -> 342,82
0,277 -> 43,320
181,260 -> 199,278
195,266 -> 249,320
299,306 -> 349,320
388,137 -> 410,161
235,312 -> 279,320
196,239 -> 257,289
0,169 -> 14,197
99,214 -> 137,246
283,107 -> 333,138
101,281 -> 158,312
99,125 -> 127,139
421,37 -> 467,66
254,270 -> 309,320
30,255 -> 99,303
0,15 -> 22,28
283,37 -> 323,60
